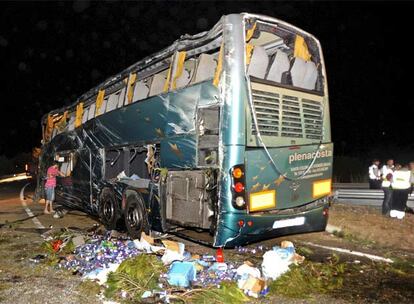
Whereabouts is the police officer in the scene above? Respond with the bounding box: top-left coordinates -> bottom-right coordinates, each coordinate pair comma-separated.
368,159 -> 381,189
390,164 -> 411,219
381,159 -> 394,215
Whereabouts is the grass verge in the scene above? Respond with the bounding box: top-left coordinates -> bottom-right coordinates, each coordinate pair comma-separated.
268,255 -> 346,299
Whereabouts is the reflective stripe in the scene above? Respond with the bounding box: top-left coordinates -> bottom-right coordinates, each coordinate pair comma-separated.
245,43 -> 254,65
294,35 -> 311,61
213,43 -> 223,87
75,102 -> 84,128
95,89 -> 105,116
44,114 -> 54,141
127,73 -> 137,104
172,51 -> 186,90
245,22 -> 257,41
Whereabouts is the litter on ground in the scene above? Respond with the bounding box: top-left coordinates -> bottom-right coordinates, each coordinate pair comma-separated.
36,227 -> 305,302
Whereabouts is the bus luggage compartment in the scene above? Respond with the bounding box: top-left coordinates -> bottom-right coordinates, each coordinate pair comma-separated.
165,170 -> 214,229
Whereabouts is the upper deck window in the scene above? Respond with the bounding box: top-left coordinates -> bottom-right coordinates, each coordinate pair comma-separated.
246,21 -> 324,94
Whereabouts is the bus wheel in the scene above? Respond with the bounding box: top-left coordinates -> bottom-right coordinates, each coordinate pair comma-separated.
124,193 -> 149,239
98,188 -> 119,230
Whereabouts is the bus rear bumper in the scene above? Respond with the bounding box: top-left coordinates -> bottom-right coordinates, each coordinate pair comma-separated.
214,203 -> 329,247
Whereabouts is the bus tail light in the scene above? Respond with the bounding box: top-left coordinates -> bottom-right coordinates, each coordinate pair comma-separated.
230,165 -> 246,209
232,167 -> 243,179
234,182 -> 244,193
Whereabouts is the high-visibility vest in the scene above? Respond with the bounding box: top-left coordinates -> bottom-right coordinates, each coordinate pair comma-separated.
391,169 -> 411,190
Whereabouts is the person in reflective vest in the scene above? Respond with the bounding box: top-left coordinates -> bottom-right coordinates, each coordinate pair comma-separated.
390,164 -> 411,219
380,159 -> 394,215
368,159 -> 381,189
410,161 -> 414,191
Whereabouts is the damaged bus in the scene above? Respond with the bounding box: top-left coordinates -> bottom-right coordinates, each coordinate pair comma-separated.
37,13 -> 333,247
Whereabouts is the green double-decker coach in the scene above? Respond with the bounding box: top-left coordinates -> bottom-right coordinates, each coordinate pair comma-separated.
38,13 -> 333,247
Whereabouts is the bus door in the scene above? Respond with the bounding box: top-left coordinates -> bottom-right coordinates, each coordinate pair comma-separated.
56,148 -> 94,211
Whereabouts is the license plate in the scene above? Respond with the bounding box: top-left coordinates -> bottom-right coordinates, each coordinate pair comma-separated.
273,216 -> 305,229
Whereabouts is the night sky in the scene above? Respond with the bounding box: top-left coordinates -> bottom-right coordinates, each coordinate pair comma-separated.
0,1 -> 413,159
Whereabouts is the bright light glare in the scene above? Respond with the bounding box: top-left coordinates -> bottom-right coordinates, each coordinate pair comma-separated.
0,173 -> 32,184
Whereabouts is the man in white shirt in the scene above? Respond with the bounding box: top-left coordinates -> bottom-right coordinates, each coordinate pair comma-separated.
381,159 -> 394,215
368,159 -> 381,189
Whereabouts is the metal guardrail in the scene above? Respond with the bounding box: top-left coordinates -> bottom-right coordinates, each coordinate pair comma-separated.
333,184 -> 414,208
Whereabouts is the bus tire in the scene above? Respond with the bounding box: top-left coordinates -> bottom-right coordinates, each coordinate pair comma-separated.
98,188 -> 119,230
124,192 -> 149,239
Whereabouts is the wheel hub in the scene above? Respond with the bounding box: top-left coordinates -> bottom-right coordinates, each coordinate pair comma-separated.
103,199 -> 114,220
127,207 -> 141,228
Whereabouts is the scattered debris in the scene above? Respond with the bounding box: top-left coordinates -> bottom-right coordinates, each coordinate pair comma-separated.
28,254 -> 46,263
216,247 -> 224,262
71,235 -> 85,247
262,242 -> 304,280
35,227 -> 312,302
167,261 -> 196,287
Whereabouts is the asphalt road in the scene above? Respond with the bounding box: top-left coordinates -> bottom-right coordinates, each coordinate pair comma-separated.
0,179 -> 98,232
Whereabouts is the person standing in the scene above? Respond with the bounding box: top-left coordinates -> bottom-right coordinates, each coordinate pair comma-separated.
390,164 -> 411,219
409,161 -> 414,191
368,159 -> 381,189
44,162 -> 64,214
380,159 -> 394,215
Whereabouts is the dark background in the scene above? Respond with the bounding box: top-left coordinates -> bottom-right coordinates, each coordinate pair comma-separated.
0,1 -> 412,174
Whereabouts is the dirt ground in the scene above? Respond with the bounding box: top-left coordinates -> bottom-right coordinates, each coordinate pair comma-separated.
329,203 -> 414,252
1,182 -> 414,303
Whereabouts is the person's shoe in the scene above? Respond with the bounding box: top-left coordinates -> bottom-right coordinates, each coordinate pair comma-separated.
389,210 -> 397,218
396,211 -> 405,219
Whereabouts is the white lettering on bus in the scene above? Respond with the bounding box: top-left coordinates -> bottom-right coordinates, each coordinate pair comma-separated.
288,150 -> 332,164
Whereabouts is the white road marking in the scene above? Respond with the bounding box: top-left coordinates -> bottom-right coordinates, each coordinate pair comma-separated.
303,241 -> 393,263
20,182 -> 45,229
